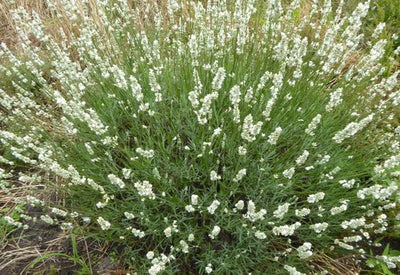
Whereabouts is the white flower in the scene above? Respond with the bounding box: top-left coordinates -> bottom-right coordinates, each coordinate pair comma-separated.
284,265 -> 306,275
307,192 -> 325,203
343,235 -> 362,243
305,114 -> 322,136
238,146 -> 247,155
136,147 -> 155,158
84,143 -> 94,155
205,263 -> 213,274
134,180 -> 155,199
40,215 -> 54,225
96,201 -> 106,208
179,240 -> 189,253
317,155 -> 330,165
334,239 -> 354,250
326,88 -> 343,112
273,203 -> 290,219
267,127 -> 282,145
210,170 -> 221,181
341,217 -> 366,229
108,174 -> 125,189
229,85 -> 241,105
196,92 -> 219,124
4,216 -> 23,228
191,194 -> 199,205
357,183 -> 398,200
272,222 -> 301,236
310,222 -> 329,233
233,168 -> 247,182
283,167 -> 295,179
148,258 -> 166,275
60,222 -> 73,230
295,150 -> 309,166
122,168 -> 132,179
131,228 -> 145,238
333,114 -> 374,143
254,231 -> 267,239
241,114 -> 263,142
339,179 -> 356,188
164,227 -> 172,238
87,179 -> 105,194
330,201 -> 348,215
124,212 -> 135,220
235,200 -> 245,210
97,217 -> 111,230
297,242 -> 313,259
243,200 -> 267,222
207,200 -> 220,214
209,225 -> 221,239
51,207 -> 68,217
188,233 -> 195,242
295,208 -> 311,217
212,67 -> 226,91
146,251 -> 155,260
185,205 -> 195,212
212,127 -> 222,137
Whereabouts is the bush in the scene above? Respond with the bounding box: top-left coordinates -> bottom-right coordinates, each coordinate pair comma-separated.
1,0 -> 400,273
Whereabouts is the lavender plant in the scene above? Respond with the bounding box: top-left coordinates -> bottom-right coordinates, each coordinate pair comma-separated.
1,0 -> 400,273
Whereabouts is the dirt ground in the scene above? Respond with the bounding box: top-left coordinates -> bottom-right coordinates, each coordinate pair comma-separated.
0,212 -> 117,274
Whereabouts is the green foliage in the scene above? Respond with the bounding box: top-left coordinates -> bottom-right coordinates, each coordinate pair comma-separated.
27,233 -> 91,275
0,203 -> 25,242
366,243 -> 400,274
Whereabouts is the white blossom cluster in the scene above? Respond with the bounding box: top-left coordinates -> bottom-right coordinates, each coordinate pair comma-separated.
136,148 -> 155,159
273,203 -> 290,219
241,114 -> 263,142
295,150 -> 309,166
208,225 -> 221,239
332,114 -> 374,143
272,222 -> 301,236
325,88 -> 343,112
330,200 -> 348,215
148,253 -> 175,275
357,183 -> 398,200
207,200 -> 220,215
233,168 -> 247,182
307,192 -> 325,204
341,217 -> 366,230
134,181 -> 156,200
267,127 -> 282,145
297,242 -> 313,259
284,265 -> 306,275
305,114 -> 322,136
310,222 -> 329,233
243,200 -> 267,222
97,216 -> 111,231
108,174 -> 125,189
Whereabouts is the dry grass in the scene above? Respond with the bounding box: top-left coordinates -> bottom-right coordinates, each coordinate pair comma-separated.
0,235 -> 68,272
0,172 -> 115,273
0,0 -> 165,49
0,0 -> 96,52
0,0 -> 48,48
0,233 -> 112,274
311,253 -> 362,274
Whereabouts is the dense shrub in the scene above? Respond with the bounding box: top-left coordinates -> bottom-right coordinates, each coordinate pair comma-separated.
1,0 -> 400,273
